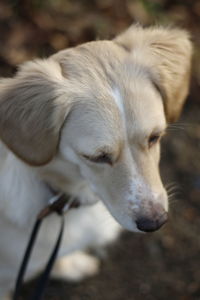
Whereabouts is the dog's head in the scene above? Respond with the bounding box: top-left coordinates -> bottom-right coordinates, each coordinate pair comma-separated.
0,26 -> 192,232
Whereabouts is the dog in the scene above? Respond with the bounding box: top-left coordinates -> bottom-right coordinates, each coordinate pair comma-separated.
0,25 -> 192,299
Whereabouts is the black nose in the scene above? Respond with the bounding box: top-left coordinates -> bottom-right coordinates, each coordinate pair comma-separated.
136,212 -> 168,232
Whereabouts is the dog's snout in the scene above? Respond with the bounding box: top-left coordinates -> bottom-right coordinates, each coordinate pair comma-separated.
136,212 -> 168,232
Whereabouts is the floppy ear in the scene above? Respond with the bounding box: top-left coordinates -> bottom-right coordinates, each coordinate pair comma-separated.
115,25 -> 193,122
0,59 -> 70,166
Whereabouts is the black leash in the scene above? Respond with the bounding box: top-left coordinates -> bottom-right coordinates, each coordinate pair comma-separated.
13,194 -> 79,300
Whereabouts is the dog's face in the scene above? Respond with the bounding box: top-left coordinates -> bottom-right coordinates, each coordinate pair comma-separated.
0,26 -> 192,232
59,84 -> 167,232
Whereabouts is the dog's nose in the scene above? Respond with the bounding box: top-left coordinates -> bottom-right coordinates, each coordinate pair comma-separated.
136,212 -> 168,232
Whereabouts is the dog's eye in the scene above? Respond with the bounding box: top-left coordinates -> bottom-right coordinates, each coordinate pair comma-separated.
83,152 -> 113,165
148,134 -> 160,148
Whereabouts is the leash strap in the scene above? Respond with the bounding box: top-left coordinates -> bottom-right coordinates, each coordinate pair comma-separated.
30,215 -> 65,300
13,218 -> 43,300
13,194 -> 78,300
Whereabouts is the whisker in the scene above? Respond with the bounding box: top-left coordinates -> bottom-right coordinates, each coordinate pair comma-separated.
167,122 -> 197,133
168,200 -> 178,208
169,122 -> 192,128
168,191 -> 180,199
168,196 -> 178,202
166,183 -> 178,189
165,181 -> 177,188
167,126 -> 185,132
167,192 -> 180,208
174,122 -> 194,127
167,184 -> 181,198
167,187 -> 181,195
168,125 -> 185,129
165,182 -> 181,196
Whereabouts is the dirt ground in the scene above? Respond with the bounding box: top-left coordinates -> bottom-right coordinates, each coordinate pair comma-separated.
0,0 -> 200,299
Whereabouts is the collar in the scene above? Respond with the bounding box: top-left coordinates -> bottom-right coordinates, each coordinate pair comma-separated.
41,182 -> 80,219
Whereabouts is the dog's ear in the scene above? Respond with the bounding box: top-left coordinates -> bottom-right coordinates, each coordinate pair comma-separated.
115,25 -> 193,122
0,59 -> 71,166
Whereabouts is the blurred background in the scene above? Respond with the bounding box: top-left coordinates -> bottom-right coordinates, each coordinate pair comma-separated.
0,0 -> 200,299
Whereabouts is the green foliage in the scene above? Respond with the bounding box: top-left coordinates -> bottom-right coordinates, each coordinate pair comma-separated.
139,0 -> 164,16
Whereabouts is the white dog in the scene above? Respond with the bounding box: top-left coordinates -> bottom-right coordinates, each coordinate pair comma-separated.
0,25 -> 192,299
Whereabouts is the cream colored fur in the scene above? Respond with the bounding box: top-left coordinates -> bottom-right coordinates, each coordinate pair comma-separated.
0,25 -> 192,298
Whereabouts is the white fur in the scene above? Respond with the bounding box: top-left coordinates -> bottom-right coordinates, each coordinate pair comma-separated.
0,148 -> 121,298
111,87 -> 125,120
51,251 -> 100,281
0,25 -> 192,298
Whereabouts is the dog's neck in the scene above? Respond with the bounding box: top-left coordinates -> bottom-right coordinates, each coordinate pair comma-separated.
0,142 -> 53,226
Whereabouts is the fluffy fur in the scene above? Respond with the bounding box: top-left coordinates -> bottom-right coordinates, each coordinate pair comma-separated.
0,25 -> 192,299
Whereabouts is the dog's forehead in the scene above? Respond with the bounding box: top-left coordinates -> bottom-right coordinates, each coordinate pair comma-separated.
54,40 -> 126,87
56,40 -> 165,136
57,41 -> 126,119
